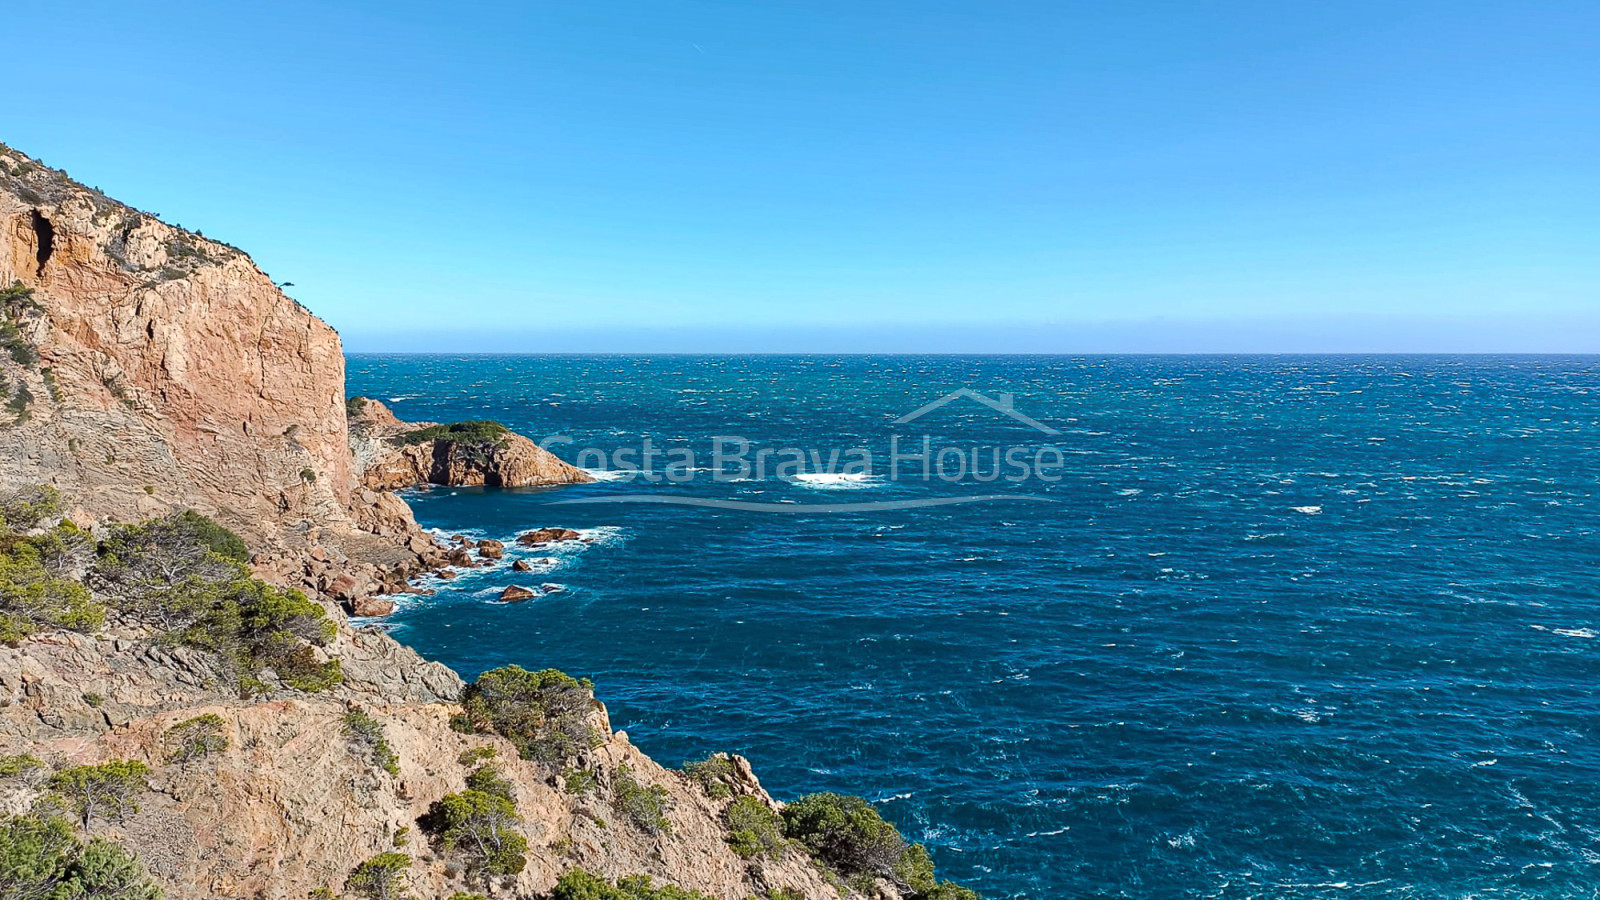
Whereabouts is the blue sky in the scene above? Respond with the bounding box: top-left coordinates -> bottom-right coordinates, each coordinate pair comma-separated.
8,1 -> 1597,351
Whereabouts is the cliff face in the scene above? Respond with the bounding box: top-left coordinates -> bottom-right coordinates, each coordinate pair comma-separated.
0,143 -> 350,542
0,142 -> 966,900
0,628 -> 848,900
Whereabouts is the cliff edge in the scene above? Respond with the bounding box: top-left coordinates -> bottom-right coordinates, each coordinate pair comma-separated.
0,142 -> 974,900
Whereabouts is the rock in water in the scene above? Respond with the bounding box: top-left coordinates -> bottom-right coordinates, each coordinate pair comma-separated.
517,527 -> 583,545
499,585 -> 538,602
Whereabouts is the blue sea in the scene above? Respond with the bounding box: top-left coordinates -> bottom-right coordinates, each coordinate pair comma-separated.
346,355 -> 1600,900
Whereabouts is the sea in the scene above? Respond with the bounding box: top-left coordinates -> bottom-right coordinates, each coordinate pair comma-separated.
345,354 -> 1600,900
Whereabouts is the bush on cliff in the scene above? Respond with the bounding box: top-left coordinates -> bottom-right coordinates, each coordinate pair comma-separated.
343,708 -> 401,776
681,754 -> 735,800
419,788 -> 528,889
399,421 -> 508,447
164,713 -> 229,763
613,766 -> 671,836
93,511 -> 340,696
725,795 -> 786,859
47,760 -> 151,831
0,813 -> 162,900
344,852 -> 411,900
546,869 -> 717,900
781,792 -> 977,900
0,525 -> 106,646
0,484 -> 61,531
456,666 -> 601,764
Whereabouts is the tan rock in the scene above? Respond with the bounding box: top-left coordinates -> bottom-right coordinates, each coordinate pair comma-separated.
351,595 -> 396,617
478,539 -> 504,559
511,559 -> 532,572
517,527 -> 583,546
499,585 -> 537,602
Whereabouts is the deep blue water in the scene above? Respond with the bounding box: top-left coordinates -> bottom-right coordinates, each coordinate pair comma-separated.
346,355 -> 1600,900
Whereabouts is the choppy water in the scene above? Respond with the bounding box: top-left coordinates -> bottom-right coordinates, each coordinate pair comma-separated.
346,355 -> 1600,899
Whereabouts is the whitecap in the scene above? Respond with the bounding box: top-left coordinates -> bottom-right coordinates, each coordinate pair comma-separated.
788,472 -> 881,490
1291,506 -> 1323,515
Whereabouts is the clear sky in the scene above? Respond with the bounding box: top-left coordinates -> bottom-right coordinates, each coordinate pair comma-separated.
7,1 -> 1597,351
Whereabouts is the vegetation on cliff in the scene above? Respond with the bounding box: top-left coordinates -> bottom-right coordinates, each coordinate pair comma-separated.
400,421 -> 509,447
0,813 -> 163,900
0,487 -> 341,696
453,665 -> 602,764
92,508 -> 341,695
782,793 -> 977,900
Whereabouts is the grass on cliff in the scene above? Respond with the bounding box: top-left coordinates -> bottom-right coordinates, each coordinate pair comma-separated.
399,420 -> 509,447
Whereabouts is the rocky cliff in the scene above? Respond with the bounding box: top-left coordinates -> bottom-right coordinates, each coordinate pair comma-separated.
0,143 -> 972,900
0,143 -> 351,542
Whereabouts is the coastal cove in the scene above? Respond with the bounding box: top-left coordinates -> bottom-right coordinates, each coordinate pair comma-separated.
352,353 -> 1600,900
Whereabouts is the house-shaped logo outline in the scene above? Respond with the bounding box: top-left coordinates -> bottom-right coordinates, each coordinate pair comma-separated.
894,389 -> 1062,435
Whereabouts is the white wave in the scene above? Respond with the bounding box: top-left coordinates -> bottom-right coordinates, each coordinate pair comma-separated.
583,468 -> 637,482
1291,506 -> 1323,515
1553,627 -> 1597,639
788,472 -> 881,490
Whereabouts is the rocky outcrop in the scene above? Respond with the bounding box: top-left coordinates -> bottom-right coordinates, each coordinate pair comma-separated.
357,422 -> 593,491
0,623 -> 850,900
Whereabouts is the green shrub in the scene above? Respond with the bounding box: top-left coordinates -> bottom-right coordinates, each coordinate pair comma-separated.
894,843 -> 979,900
612,766 -> 670,836
47,760 -> 151,830
419,788 -> 528,889
343,709 -> 401,776
562,768 -> 598,796
0,320 -> 34,367
164,713 -> 229,763
781,793 -> 977,899
0,282 -> 40,317
457,745 -> 497,766
345,396 -> 370,418
344,852 -> 411,900
0,526 -> 106,644
399,421 -> 508,446
0,485 -> 60,531
725,795 -> 784,858
465,764 -> 515,801
546,869 -> 717,900
445,894 -> 488,900
457,666 -> 601,764
4,380 -> 31,421
94,512 -> 339,696
0,752 -> 45,781
681,754 -> 734,800
0,813 -> 162,900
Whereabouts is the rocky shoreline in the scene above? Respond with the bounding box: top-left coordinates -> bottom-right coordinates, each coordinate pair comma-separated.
0,140 -> 975,900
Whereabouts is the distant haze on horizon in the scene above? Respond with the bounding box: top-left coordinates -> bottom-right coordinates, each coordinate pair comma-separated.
9,1 -> 1596,353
